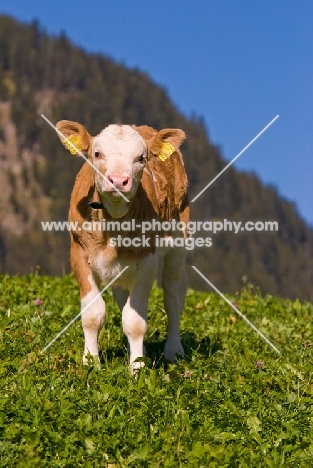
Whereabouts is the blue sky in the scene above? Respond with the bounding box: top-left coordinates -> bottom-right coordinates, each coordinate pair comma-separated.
1,1 -> 312,226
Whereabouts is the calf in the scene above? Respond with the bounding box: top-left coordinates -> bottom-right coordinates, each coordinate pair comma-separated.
56,120 -> 189,370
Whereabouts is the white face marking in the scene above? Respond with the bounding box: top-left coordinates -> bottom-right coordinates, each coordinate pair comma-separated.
91,125 -> 147,218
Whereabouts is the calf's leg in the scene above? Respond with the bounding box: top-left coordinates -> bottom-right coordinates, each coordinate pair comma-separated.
113,286 -> 148,357
122,254 -> 157,370
162,248 -> 187,361
81,275 -> 106,362
71,243 -> 105,363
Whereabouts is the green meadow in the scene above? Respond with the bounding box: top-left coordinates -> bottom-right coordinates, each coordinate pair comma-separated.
1,274 -> 312,467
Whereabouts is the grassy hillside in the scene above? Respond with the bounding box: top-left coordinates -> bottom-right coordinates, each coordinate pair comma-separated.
1,274 -> 312,466
0,15 -> 313,300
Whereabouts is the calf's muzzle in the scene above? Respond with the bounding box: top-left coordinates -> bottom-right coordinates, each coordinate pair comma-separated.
105,175 -> 132,192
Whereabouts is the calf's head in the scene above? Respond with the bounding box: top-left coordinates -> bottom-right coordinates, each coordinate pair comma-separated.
56,120 -> 185,218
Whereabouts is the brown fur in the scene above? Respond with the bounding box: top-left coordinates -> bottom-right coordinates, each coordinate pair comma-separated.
135,125 -> 189,223
56,121 -> 189,277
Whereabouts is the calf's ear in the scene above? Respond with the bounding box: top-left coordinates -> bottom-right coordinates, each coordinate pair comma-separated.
149,128 -> 186,161
56,120 -> 91,155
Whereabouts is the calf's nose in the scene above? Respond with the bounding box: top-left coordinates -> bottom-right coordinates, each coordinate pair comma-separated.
106,175 -> 131,192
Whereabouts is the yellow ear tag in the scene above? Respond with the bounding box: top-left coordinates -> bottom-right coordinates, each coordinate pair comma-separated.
62,135 -> 82,155
158,142 -> 175,161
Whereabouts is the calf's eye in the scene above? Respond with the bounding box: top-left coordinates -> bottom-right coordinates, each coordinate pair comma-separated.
94,151 -> 100,158
137,154 -> 146,164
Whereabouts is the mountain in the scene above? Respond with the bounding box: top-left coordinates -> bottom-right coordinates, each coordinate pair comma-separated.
0,15 -> 312,300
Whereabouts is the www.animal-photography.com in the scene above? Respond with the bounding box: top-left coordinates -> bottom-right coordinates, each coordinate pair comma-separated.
0,1 -> 312,466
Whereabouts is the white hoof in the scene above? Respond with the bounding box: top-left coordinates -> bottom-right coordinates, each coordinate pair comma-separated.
129,359 -> 145,375
83,353 -> 100,366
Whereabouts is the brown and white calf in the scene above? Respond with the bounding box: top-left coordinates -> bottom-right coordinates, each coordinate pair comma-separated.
55,120 -> 189,369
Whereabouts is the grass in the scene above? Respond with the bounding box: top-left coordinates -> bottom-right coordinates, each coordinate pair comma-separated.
0,273 -> 312,467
